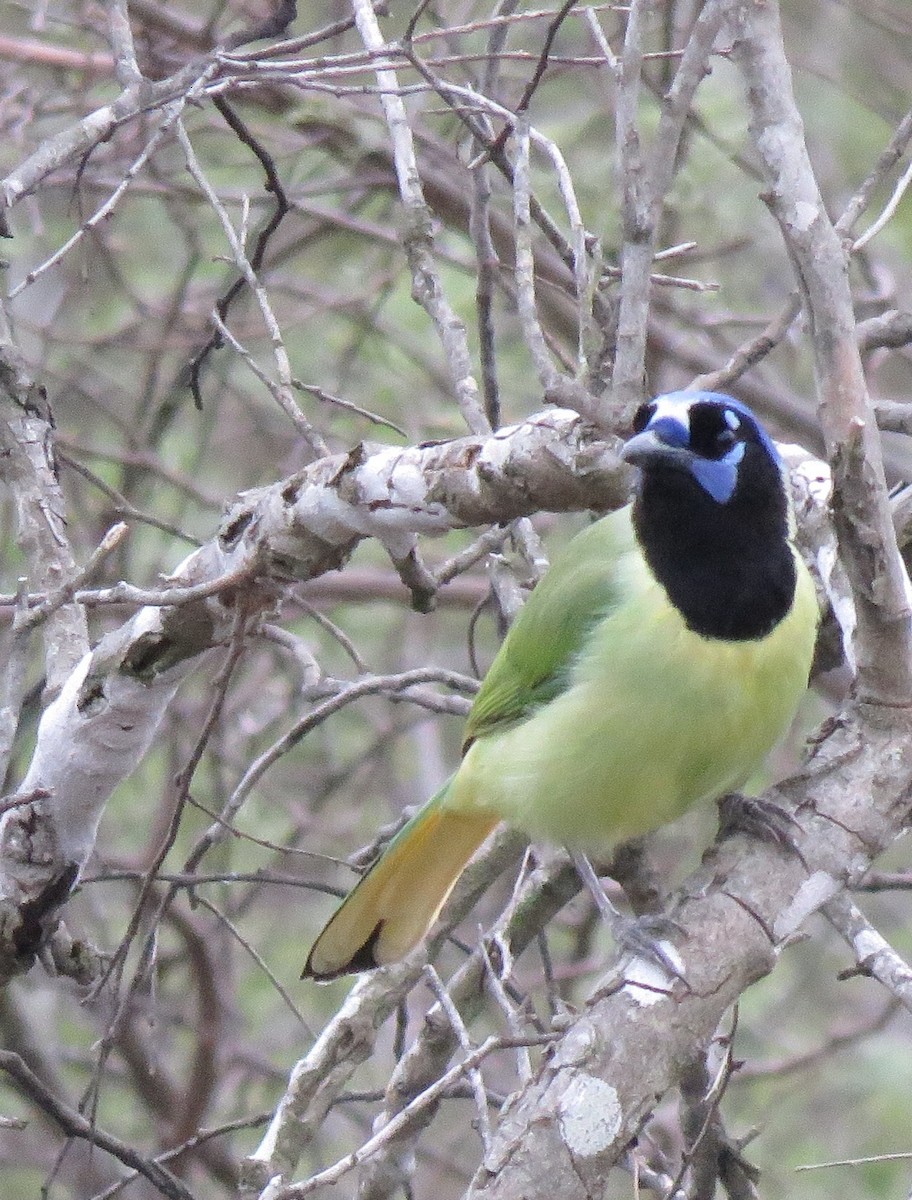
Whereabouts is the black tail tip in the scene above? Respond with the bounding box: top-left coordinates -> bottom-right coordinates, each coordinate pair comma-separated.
301,921 -> 385,981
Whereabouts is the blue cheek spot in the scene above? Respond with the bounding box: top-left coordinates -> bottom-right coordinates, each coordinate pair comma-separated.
690,442 -> 746,503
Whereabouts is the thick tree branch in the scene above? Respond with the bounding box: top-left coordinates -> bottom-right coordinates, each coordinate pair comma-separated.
462,714 -> 912,1200
729,0 -> 912,707
612,0 -> 728,414
6,3 -> 912,1193
0,411 -> 627,985
0,339 -> 89,693
241,829 -> 531,1194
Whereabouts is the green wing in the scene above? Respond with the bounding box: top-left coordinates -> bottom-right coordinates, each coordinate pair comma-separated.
462,506 -> 635,748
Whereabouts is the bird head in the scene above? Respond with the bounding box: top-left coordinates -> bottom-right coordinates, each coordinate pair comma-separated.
621,391 -> 782,506
621,391 -> 798,640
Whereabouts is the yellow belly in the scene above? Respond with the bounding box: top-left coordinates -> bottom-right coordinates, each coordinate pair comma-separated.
448,550 -> 818,852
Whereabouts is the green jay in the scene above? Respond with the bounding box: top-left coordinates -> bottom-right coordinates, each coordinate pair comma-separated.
304,391 -> 819,979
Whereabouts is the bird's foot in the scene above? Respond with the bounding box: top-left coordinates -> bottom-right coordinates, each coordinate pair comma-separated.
716,792 -> 806,864
571,852 -> 686,984
610,911 -> 687,982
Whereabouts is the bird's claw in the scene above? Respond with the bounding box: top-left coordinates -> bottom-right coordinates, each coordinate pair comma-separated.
611,911 -> 688,983
717,792 -> 806,865
571,852 -> 686,984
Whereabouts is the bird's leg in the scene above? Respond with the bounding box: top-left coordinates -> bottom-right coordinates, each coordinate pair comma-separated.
716,792 -> 807,866
571,851 -> 686,982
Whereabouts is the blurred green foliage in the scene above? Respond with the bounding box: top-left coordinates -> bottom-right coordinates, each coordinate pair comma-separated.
2,0 -> 912,1196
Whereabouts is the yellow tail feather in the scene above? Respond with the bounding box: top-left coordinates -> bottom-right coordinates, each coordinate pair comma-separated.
303,801 -> 499,979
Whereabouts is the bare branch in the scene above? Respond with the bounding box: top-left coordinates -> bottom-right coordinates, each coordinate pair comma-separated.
464,715 -> 912,1200
825,892 -> 912,1013
176,120 -> 327,458
0,1050 -> 195,1200
240,828 -> 531,1193
0,339 -> 89,689
105,0 -> 144,90
729,0 -> 912,707
851,155 -> 912,252
1,59 -> 219,209
0,410 -> 627,984
351,0 -> 489,435
275,1034 -> 557,1199
612,0 -> 729,413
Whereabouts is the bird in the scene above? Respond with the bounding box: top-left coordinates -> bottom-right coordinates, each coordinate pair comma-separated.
303,390 -> 819,980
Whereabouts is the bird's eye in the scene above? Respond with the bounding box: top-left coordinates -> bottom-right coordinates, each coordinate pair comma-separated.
632,402 -> 655,434
689,401 -> 743,459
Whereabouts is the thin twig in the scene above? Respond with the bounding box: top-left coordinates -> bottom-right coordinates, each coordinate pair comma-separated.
0,1051 -> 195,1200
825,893 -> 912,1013
422,965 -> 493,1150
351,0 -> 490,435
193,894 -> 313,1034
274,1034 -> 557,1197
188,95 -> 294,406
852,154 -> 912,251
8,88 -> 207,300
18,523 -> 130,631
175,118 -> 327,457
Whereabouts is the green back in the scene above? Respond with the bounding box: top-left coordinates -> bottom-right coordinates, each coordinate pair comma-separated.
463,508 -> 634,748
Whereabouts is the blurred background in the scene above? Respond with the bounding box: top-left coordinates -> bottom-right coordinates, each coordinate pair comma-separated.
2,1 -> 912,1196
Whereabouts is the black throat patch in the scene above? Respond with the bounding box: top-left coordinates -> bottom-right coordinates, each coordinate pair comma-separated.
632,450 -> 797,642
